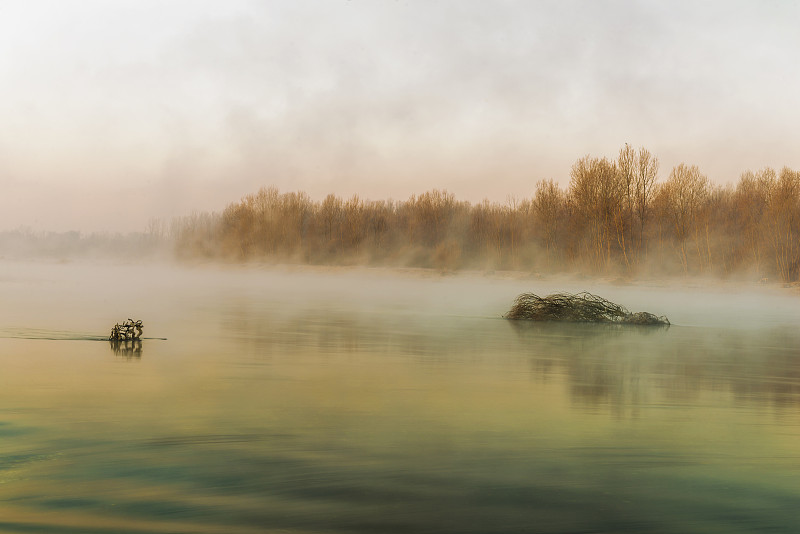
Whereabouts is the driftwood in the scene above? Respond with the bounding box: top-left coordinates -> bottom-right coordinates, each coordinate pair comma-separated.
109,319 -> 143,341
505,292 -> 669,326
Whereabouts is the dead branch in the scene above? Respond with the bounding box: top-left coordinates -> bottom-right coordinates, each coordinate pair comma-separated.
505,292 -> 669,325
109,319 -> 144,341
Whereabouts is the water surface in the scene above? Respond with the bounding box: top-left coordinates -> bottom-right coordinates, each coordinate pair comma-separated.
1,262 -> 799,533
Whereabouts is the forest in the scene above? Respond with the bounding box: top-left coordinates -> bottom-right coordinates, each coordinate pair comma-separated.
170,145 -> 800,282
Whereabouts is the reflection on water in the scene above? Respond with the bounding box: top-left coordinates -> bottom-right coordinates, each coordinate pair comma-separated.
109,338 -> 142,359
1,267 -> 800,533
224,305 -> 800,411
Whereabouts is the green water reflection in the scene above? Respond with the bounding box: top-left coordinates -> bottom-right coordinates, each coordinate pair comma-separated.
1,296 -> 799,532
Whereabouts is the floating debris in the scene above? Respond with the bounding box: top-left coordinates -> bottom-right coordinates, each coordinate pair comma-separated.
109,319 -> 143,341
504,292 -> 669,325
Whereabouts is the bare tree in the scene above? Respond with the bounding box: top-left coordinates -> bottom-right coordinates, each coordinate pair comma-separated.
569,155 -> 623,271
169,151 -> 800,281
734,168 -> 774,276
633,147 -> 658,260
616,145 -> 636,269
660,163 -> 709,273
533,179 -> 564,268
765,167 -> 800,282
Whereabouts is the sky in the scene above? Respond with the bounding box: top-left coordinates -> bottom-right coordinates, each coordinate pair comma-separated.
1,0 -> 799,232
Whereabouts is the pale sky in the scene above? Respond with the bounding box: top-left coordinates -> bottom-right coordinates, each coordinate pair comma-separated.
1,0 -> 799,232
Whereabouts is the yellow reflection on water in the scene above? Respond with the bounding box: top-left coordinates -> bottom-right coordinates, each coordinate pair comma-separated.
2,267 -> 800,532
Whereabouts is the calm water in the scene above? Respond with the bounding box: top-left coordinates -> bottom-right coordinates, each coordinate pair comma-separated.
1,262 -> 800,533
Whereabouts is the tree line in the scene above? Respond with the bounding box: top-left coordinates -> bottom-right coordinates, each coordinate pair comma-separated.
171,145 -> 800,282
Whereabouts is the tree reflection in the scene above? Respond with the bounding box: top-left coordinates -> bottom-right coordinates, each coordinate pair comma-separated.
511,321 -> 800,411
219,302 -> 800,411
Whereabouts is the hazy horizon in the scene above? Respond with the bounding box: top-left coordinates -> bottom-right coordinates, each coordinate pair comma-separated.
2,1 -> 800,232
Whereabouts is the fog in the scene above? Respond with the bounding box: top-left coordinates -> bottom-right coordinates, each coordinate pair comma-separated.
2,1 -> 800,232
4,258 -> 800,531
2,259 -> 798,335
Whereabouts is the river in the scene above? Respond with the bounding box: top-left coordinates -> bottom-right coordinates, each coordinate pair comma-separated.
1,261 -> 799,533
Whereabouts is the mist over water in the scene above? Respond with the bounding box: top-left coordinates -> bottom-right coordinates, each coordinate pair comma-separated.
1,261 -> 800,532
5,2 -> 800,529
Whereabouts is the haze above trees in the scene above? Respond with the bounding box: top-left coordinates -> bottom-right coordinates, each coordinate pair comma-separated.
167,145 -> 800,283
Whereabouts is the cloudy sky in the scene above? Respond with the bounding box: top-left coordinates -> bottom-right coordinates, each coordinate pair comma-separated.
1,0 -> 799,232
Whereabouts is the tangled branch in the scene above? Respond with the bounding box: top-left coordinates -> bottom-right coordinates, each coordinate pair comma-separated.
109,319 -> 144,341
504,292 -> 669,325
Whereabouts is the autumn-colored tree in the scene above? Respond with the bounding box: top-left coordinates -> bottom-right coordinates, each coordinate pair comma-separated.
533,179 -> 564,268
568,155 -> 623,271
170,149 -> 800,281
659,163 -> 709,273
633,147 -> 659,259
734,168 -> 774,276
765,167 -> 800,282
318,193 -> 344,256
615,144 -> 636,269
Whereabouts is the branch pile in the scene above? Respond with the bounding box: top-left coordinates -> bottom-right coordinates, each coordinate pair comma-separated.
505,292 -> 669,325
109,319 -> 143,341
